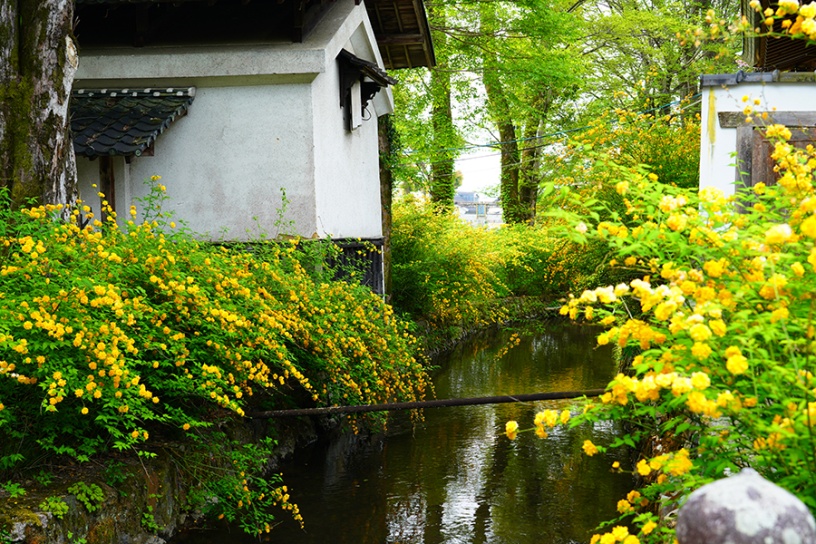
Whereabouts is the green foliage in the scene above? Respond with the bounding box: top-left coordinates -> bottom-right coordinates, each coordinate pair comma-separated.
67,482 -> 104,513
65,531 -> 88,544
34,470 -> 54,487
141,506 -> 160,533
186,434 -> 299,536
0,179 -> 428,472
103,460 -> 127,489
1,481 -> 24,498
544,105 -> 702,194
38,495 -> 69,519
524,122 -> 816,540
391,197 -> 602,342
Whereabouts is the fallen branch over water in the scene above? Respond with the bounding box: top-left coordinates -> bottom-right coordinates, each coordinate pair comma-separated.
248,389 -> 606,418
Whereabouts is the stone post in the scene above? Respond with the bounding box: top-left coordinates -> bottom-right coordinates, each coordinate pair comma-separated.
676,468 -> 816,544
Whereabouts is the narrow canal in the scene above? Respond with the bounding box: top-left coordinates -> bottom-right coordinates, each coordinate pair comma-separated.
174,323 -> 631,543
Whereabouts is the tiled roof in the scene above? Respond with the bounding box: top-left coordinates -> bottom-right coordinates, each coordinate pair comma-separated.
70,88 -> 195,158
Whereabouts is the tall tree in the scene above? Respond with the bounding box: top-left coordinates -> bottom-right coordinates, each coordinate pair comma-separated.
427,5 -> 460,211
0,0 -> 77,208
576,0 -> 738,117
476,0 -> 585,224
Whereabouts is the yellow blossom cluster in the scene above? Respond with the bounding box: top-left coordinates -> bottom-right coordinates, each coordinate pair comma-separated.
749,0 -> 816,41
590,525 -> 640,544
0,186 -> 429,462
545,118 -> 816,542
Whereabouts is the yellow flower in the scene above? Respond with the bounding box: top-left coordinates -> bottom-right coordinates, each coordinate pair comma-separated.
582,440 -> 599,456
611,526 -> 630,541
765,223 -> 793,244
727,354 -> 749,375
559,409 -> 571,425
691,342 -> 712,360
771,307 -> 789,323
792,262 -> 806,277
688,323 -> 712,342
666,214 -> 688,232
691,372 -> 711,390
617,499 -> 632,513
505,420 -> 519,440
636,459 -> 651,476
641,521 -> 657,535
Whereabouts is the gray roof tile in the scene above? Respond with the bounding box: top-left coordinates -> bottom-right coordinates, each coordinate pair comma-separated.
70,88 -> 195,158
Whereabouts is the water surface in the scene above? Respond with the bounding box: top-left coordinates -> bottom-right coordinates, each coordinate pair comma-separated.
174,323 -> 630,543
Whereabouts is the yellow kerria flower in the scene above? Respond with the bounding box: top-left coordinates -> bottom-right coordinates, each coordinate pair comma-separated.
582,440 -> 599,456
641,520 -> 657,534
505,420 -> 519,440
636,459 -> 651,476
691,371 -> 711,390
611,526 -> 630,541
727,354 -> 749,375
764,223 -> 793,244
688,323 -> 712,342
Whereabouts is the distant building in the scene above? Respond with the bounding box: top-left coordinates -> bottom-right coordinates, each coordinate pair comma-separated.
454,191 -> 501,226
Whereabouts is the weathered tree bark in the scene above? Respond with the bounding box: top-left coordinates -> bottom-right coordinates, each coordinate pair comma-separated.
518,117 -> 543,225
378,114 -> 395,302
0,0 -> 78,208
427,7 -> 457,212
479,2 -> 526,224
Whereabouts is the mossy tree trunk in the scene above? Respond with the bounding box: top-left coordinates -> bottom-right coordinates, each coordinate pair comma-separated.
427,6 -> 459,213
0,0 -> 78,208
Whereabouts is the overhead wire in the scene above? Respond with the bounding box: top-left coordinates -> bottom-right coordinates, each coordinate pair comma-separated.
397,94 -> 703,171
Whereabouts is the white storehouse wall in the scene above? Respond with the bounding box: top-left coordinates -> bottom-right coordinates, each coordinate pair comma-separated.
699,72 -> 816,197
74,0 -> 392,242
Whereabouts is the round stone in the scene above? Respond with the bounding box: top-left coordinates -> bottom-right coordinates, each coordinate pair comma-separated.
676,468 -> 816,544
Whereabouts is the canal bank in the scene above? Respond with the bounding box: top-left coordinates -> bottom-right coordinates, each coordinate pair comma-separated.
0,321 -> 629,544
171,323 -> 632,544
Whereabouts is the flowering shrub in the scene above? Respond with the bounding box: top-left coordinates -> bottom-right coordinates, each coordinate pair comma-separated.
507,123 -> 816,542
544,104 -> 701,195
0,181 -> 429,534
391,198 -> 603,343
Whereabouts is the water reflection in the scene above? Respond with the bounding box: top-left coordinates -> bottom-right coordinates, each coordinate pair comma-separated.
172,323 -> 631,544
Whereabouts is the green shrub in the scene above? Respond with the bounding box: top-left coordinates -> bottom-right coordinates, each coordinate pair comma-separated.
510,120 -> 816,541
39,495 -> 69,519
0,179 -> 429,534
390,197 -> 608,342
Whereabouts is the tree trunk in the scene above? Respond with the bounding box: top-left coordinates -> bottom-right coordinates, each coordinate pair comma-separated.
518,118 -> 543,225
429,65 -> 456,211
378,115 -> 395,302
0,0 -> 78,208
479,2 -> 525,224
427,6 -> 457,212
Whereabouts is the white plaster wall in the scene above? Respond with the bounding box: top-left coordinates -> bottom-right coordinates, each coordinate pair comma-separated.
76,86 -> 317,241
74,0 -> 392,242
76,156 -> 130,218
311,18 -> 389,239
700,80 -> 816,197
